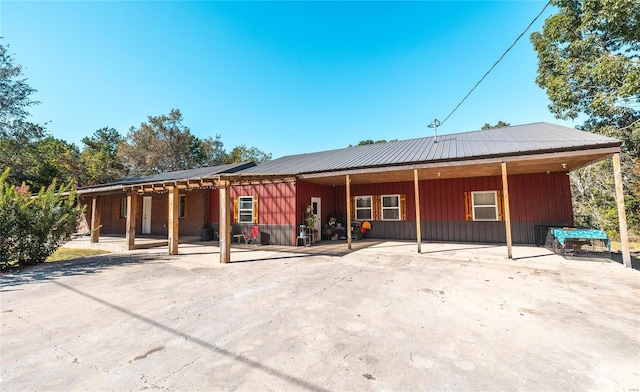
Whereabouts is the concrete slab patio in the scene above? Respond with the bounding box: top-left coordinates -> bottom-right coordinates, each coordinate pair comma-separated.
1,242 -> 639,391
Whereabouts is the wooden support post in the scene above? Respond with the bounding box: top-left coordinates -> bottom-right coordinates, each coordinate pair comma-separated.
501,162 -> 513,259
168,186 -> 179,255
414,169 -> 422,253
219,182 -> 231,263
613,153 -> 631,268
346,175 -> 352,250
125,193 -> 137,250
90,196 -> 101,243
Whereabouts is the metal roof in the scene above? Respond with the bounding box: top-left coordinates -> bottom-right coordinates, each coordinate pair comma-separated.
77,162 -> 255,194
242,122 -> 622,175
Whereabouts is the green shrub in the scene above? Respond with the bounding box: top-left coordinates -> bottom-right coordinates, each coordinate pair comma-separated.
0,168 -> 82,270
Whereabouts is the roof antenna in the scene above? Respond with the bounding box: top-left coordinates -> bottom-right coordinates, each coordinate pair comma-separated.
428,119 -> 440,143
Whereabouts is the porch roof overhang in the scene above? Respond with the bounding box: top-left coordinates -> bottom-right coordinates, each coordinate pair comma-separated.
296,145 -> 621,186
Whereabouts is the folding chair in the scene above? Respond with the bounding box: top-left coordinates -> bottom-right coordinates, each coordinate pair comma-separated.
239,225 -> 259,245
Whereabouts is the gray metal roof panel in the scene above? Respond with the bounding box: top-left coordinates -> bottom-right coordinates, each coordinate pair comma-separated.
242,122 -> 621,175
78,162 -> 255,192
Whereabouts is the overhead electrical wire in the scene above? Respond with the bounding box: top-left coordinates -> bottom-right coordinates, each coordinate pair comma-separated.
438,1 -> 552,127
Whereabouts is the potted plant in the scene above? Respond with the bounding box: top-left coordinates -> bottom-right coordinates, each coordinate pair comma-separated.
323,223 -> 333,240
305,214 -> 316,229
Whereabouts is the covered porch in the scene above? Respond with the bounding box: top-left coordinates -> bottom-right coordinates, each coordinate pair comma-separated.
215,146 -> 631,267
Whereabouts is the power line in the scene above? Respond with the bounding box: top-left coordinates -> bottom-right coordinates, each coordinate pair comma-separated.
438,1 -> 552,128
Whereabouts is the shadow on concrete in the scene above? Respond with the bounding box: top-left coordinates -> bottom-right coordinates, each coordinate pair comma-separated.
230,254 -> 314,264
419,244 -> 503,255
512,253 -> 556,261
262,240 -> 383,257
610,252 -> 640,271
0,254 -> 158,289
168,251 -> 314,264
53,281 -> 329,392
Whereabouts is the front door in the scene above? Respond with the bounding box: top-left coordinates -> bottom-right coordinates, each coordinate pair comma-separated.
142,196 -> 152,234
311,197 -> 321,238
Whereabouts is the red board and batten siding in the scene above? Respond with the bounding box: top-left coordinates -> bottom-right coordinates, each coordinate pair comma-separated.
330,172 -> 572,244
332,172 -> 572,223
209,183 -> 299,245
209,183 -> 297,225
296,181 -> 335,226
207,172 -> 572,245
232,183 -> 297,225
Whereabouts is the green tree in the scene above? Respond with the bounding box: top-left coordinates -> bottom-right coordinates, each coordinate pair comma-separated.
0,168 -> 82,270
481,121 -> 510,130
0,40 -> 53,186
80,127 -> 125,185
0,40 -> 38,139
223,144 -> 272,164
28,136 -> 81,191
531,0 -> 640,236
119,109 -> 208,176
199,134 -> 228,166
349,139 -> 394,147
118,109 -> 272,175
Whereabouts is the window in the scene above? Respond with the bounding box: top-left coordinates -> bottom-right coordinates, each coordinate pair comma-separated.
178,194 -> 187,219
472,191 -> 498,221
381,195 -> 401,220
119,198 -> 127,219
238,196 -> 254,223
355,196 -> 372,220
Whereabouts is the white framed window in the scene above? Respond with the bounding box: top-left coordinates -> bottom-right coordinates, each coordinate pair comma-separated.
178,194 -> 187,219
238,196 -> 254,223
355,196 -> 372,220
381,194 -> 401,220
119,198 -> 127,219
472,191 -> 498,221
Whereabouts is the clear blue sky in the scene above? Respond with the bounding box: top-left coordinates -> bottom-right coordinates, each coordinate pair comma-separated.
2,1 -> 577,159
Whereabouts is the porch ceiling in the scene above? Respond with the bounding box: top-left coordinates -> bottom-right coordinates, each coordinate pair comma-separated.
298,147 -> 618,186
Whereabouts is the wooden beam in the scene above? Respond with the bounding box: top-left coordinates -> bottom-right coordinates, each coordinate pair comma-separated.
414,169 -> 422,253
219,181 -> 231,263
501,162 -> 513,259
346,175 -> 352,250
90,196 -> 101,243
613,153 -> 631,268
168,186 -> 179,255
126,193 -> 137,250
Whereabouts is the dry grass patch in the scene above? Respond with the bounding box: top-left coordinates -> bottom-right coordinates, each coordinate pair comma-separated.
47,248 -> 110,262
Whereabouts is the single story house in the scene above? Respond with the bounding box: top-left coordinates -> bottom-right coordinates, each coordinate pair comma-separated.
76,122 -> 631,266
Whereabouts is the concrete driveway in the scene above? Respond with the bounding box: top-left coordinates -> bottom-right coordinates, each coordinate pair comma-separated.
1,242 -> 639,391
